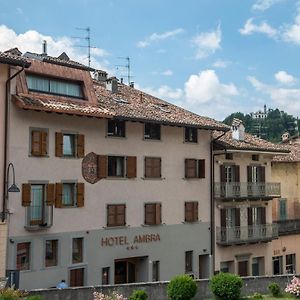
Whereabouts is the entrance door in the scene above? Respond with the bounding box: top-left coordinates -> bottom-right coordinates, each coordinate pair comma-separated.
70,268 -> 84,287
114,260 -> 136,284
238,261 -> 248,277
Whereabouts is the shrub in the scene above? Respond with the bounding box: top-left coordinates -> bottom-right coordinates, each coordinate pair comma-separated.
210,272 -> 243,300
93,291 -> 127,300
167,274 -> 197,300
252,292 -> 263,299
285,276 -> 300,297
268,282 -> 281,297
0,287 -> 28,299
129,290 -> 148,300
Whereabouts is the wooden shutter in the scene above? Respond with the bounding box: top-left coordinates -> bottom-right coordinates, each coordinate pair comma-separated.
145,204 -> 155,225
153,158 -> 161,178
220,165 -> 226,183
55,132 -> 63,157
77,183 -> 84,208
55,183 -> 63,208
185,159 -> 197,178
46,184 -> 55,206
259,166 -> 266,182
41,131 -> 48,156
31,130 -> 42,156
107,205 -> 115,226
235,208 -> 240,226
126,156 -> 137,178
247,166 -> 252,182
116,205 -> 126,226
22,184 -> 31,207
145,158 -> 152,178
260,207 -> 266,224
220,209 -> 226,227
248,207 -> 253,225
235,165 -> 240,182
185,202 -> 198,222
155,203 -> 162,225
198,159 -> 205,178
76,134 -> 85,158
97,155 -> 108,179
194,202 -> 198,222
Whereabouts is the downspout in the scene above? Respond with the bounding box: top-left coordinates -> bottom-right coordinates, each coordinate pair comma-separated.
210,131 -> 227,276
1,65 -> 25,222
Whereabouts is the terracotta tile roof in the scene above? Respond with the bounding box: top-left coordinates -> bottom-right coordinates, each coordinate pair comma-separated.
0,52 -> 30,67
93,81 -> 229,131
213,130 -> 289,153
273,144 -> 300,162
13,93 -> 112,118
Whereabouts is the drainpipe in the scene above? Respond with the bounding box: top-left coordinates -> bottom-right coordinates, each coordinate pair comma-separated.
1,65 -> 25,222
210,131 -> 227,276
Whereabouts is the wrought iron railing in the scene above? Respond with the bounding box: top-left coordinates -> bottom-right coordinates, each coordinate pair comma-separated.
25,205 -> 53,229
216,224 -> 278,245
275,219 -> 300,235
214,182 -> 281,199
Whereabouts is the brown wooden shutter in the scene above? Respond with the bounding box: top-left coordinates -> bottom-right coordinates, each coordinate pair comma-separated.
235,165 -> 240,182
46,184 -> 55,206
145,158 -> 152,178
259,166 -> 266,182
194,202 -> 199,222
77,183 -> 84,208
198,159 -> 205,178
185,202 -> 193,222
126,156 -> 137,178
220,165 -> 226,183
154,158 -> 161,178
97,155 -> 108,179
235,208 -> 240,226
260,207 -> 266,224
107,205 -> 115,226
31,130 -> 42,156
116,205 -> 126,226
22,184 -> 31,207
248,207 -> 253,226
220,209 -> 226,227
247,166 -> 252,182
41,131 -> 48,156
55,183 -> 63,208
156,203 -> 162,225
55,132 -> 63,157
145,204 -> 155,225
76,134 -> 85,158
185,159 -> 197,178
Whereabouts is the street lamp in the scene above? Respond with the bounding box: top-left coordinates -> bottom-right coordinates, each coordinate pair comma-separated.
1,163 -> 20,222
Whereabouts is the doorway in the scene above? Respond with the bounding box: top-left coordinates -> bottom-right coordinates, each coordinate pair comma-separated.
70,268 -> 84,287
238,261 -> 248,277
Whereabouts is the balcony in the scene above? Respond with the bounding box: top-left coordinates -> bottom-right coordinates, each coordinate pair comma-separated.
216,224 -> 278,246
275,219 -> 300,236
25,205 -> 53,231
214,182 -> 281,200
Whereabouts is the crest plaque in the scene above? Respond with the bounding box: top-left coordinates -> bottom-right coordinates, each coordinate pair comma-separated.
82,152 -> 99,184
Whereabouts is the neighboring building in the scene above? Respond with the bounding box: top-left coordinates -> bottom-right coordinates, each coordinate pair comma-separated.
0,48 -> 228,289
250,105 -> 268,120
272,143 -> 300,274
213,118 -> 288,276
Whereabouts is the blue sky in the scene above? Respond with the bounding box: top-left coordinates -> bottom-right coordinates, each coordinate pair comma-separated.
1,0 -> 300,120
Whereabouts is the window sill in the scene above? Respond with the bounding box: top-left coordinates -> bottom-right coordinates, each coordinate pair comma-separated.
106,177 -> 127,180
141,177 -> 165,180
182,221 -> 200,224
70,262 -> 87,268
143,138 -> 162,142
106,135 -> 127,139
183,141 -> 198,145
60,156 -> 79,159
103,225 -> 130,230
24,225 -> 52,231
28,154 -> 50,158
182,177 -> 202,180
141,223 -> 165,227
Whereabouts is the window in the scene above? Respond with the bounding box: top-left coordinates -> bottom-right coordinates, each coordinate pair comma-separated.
252,257 -> 259,276
144,203 -> 162,225
273,256 -> 283,275
220,261 -> 234,273
185,251 -> 193,273
45,240 -> 58,267
185,127 -> 197,143
252,154 -> 259,161
72,238 -> 83,264
185,202 -> 198,222
55,182 -> 84,208
286,254 -> 296,274
29,184 -> 45,225
152,261 -> 160,281
225,153 -> 233,160
27,74 -> 83,98
108,156 -> 125,177
107,204 -> 126,227
30,128 -> 48,156
62,183 -> 76,206
55,132 -> 85,158
247,166 -> 265,183
247,207 -> 266,226
185,159 -> 205,179
107,120 -> 125,137
279,199 -> 287,221
102,267 -> 110,285
144,123 -> 161,140
145,157 -> 161,178
220,165 -> 240,183
16,242 -> 30,270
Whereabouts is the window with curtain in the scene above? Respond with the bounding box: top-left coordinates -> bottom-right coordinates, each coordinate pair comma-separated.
30,184 -> 44,224
62,183 -> 75,206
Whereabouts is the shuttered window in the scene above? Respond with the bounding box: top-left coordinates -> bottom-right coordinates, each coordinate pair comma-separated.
185,202 -> 198,222
108,156 -> 125,177
144,203 -> 162,225
107,204 -> 126,227
30,129 -> 48,156
185,159 -> 205,179
145,157 -> 161,178
55,182 -> 84,208
55,132 -> 85,158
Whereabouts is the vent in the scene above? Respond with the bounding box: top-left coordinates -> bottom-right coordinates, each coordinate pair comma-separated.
153,104 -> 171,113
114,98 -> 129,104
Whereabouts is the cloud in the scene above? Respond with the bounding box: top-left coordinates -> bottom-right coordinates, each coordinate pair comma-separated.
162,69 -> 173,76
274,71 -> 296,85
239,18 -> 278,38
137,84 -> 183,101
282,5 -> 300,45
248,76 -> 300,115
252,0 -> 284,11
0,24 -> 109,71
137,28 -> 184,48
192,24 -> 221,59
212,59 -> 231,68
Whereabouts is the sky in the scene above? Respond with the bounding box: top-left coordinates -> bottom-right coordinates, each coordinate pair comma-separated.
1,0 -> 300,120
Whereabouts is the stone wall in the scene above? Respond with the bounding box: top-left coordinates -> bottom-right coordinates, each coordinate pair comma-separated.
30,274 -> 297,300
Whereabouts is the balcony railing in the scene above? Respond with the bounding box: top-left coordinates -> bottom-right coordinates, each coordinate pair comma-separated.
275,219 -> 300,235
216,224 -> 278,245
214,182 -> 281,200
25,205 -> 53,230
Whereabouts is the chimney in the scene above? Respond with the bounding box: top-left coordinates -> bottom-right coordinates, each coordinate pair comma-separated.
42,40 -> 47,55
129,81 -> 134,88
106,77 -> 118,93
231,118 -> 245,141
281,132 -> 290,143
93,70 -> 108,82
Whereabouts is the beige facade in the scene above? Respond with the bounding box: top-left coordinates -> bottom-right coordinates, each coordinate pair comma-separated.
0,222 -> 7,278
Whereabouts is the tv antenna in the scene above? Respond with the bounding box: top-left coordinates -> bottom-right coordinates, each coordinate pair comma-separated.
72,27 -> 96,67
116,56 -> 132,85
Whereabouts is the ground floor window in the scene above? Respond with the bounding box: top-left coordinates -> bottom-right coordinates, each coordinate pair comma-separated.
252,257 -> 264,276
273,256 -> 283,275
16,242 -> 30,270
102,267 -> 110,285
238,260 -> 248,277
220,260 -> 234,273
70,268 -> 84,287
45,239 -> 58,267
185,251 -> 193,274
152,261 -> 160,281
72,237 -> 83,264
286,254 -> 296,274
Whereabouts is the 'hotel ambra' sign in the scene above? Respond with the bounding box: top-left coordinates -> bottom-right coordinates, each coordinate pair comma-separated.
101,233 -> 161,250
